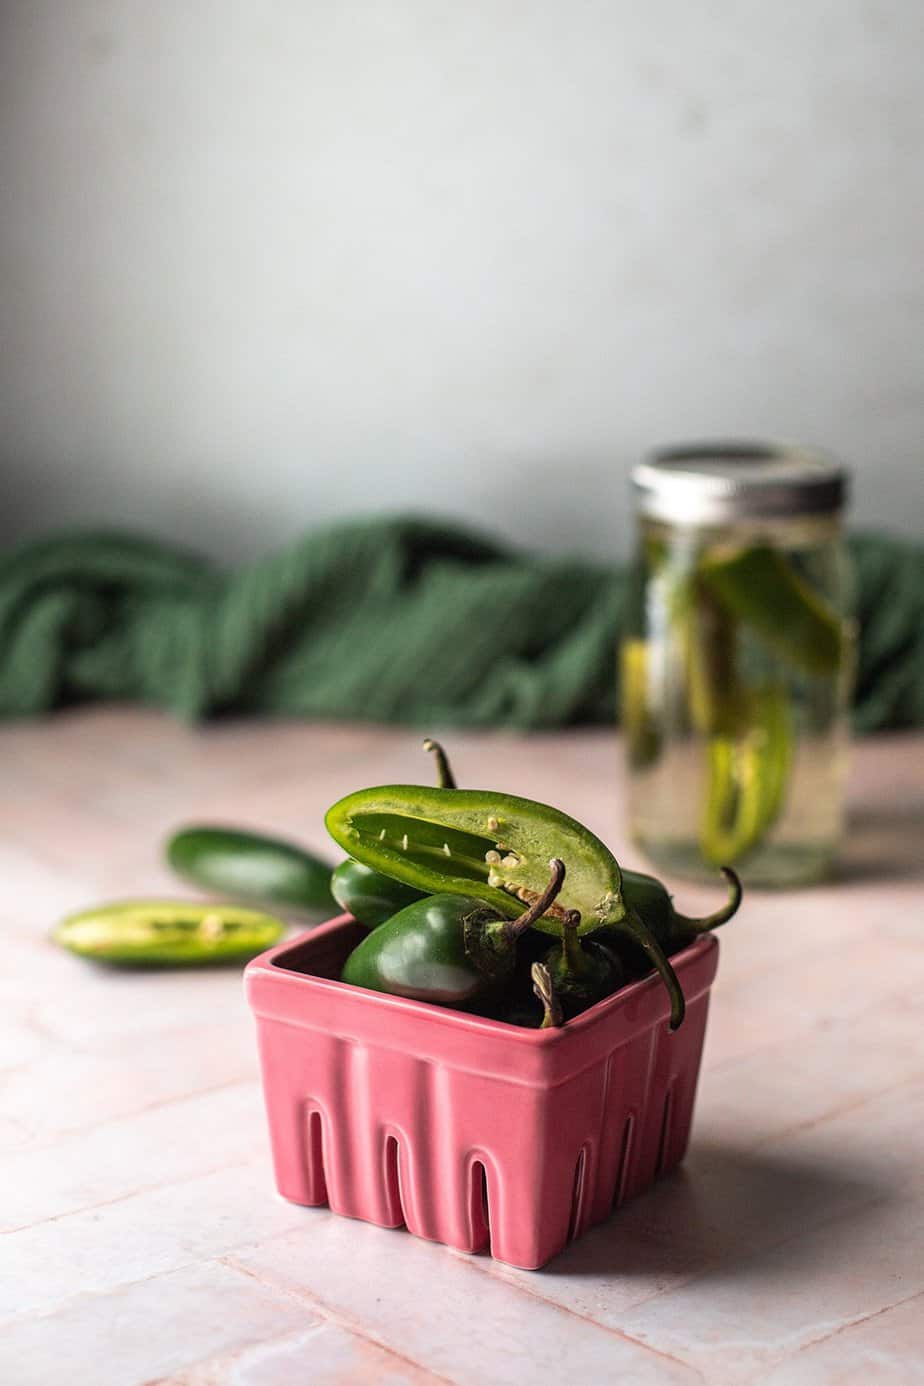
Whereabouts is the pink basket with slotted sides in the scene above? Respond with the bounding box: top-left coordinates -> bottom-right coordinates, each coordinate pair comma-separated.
245,914 -> 719,1270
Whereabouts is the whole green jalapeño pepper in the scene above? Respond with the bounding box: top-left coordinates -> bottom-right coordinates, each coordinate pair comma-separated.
166,827 -> 335,918
326,783 -> 687,1028
341,860 -> 568,1008
331,858 -> 426,927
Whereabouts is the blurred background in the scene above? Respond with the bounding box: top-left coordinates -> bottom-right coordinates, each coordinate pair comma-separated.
2,0 -> 922,560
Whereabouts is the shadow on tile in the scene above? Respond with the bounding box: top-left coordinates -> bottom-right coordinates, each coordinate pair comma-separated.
543,1139 -> 891,1280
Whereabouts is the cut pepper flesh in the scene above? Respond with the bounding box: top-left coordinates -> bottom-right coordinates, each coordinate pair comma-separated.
326,786 -> 689,1029
325,785 -> 625,938
53,900 -> 286,965
324,787 -> 620,936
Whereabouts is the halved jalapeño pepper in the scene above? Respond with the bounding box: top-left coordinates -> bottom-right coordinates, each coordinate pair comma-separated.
53,900 -> 286,966
330,738 -> 457,927
326,785 -> 623,932
325,784 -> 687,1028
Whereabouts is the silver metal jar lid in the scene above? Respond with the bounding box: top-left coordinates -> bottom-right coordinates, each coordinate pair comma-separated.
632,441 -> 849,524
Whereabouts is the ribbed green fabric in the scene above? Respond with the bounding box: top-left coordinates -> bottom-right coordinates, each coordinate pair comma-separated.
0,520 -> 920,730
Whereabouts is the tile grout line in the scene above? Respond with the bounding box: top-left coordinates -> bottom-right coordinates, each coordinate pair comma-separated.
4,1204 -> 329,1325
460,1183 -> 908,1348
1,1152 -> 269,1240
217,1254 -> 457,1386
8,1074 -> 260,1153
4,1199 -> 326,1327
161,1319 -> 334,1385
478,1250 -> 713,1382
473,1262 -> 709,1383
0,1075 -> 260,1173
222,1243 -> 708,1383
743,1285 -> 924,1384
475,1183 -> 924,1382
14,1168 -> 893,1369
1,1257 -> 207,1328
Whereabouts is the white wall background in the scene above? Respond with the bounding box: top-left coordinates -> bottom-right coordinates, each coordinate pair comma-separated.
1,0 -> 922,561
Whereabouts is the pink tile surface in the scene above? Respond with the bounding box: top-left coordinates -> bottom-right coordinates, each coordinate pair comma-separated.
2,710 -> 923,1384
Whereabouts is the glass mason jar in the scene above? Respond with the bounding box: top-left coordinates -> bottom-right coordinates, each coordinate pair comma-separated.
621,442 -> 855,887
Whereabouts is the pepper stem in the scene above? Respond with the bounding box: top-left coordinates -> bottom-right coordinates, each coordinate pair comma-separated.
463,858 -> 567,984
675,866 -> 742,936
531,962 -> 563,1028
560,909 -> 586,976
422,737 -> 457,790
622,906 -> 686,1031
501,858 -> 566,943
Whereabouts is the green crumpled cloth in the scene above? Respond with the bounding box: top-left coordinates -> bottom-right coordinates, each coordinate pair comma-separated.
0,520 -> 920,731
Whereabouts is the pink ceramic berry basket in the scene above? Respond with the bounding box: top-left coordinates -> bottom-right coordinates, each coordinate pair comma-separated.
245,915 -> 718,1270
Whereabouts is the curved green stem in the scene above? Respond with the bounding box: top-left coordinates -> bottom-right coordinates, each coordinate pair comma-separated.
543,907 -> 622,1018
560,909 -> 585,975
422,737 -> 457,790
622,906 -> 686,1030
674,867 -> 742,937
